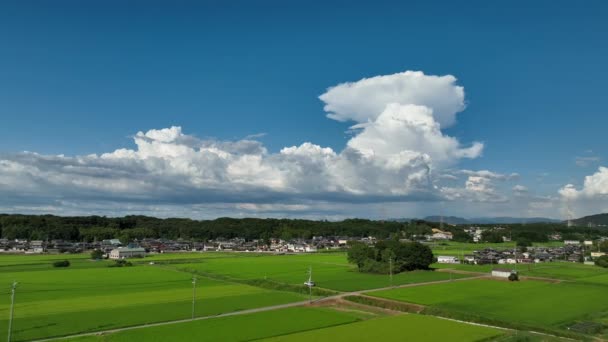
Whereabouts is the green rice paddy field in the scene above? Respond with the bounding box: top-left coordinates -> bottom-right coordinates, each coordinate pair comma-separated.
172,252 -> 471,291
0,252 -> 468,341
264,313 -> 504,342
370,278 -> 608,329
432,259 -> 608,280
62,308 -> 505,342
0,263 -> 307,341
2,249 -> 608,341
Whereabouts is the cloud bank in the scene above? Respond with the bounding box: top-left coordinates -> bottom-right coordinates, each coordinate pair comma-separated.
0,70 -> 505,218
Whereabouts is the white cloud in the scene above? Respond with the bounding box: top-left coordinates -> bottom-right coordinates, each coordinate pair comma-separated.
559,167 -> 608,199
557,167 -> 608,218
346,104 -> 482,169
438,169 -> 520,203
0,70 -> 497,217
319,70 -> 465,128
459,170 -> 518,180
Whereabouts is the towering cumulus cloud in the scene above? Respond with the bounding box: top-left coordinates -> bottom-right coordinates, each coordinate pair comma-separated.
558,167 -> 608,217
0,71 -> 485,215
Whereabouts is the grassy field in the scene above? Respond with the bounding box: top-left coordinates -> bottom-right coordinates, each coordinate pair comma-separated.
61,307 -> 365,342
0,264 -> 307,341
264,313 -> 504,342
171,253 -> 471,291
370,278 -> 608,328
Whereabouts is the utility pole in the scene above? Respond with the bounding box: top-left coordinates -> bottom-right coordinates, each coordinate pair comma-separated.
191,277 -> 197,319
8,281 -> 17,342
308,282 -> 312,303
307,266 -> 313,303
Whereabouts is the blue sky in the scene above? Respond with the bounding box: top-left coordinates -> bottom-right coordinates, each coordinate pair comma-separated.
0,1 -> 607,219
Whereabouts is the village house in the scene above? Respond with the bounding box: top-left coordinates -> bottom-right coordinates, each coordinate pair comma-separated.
430,229 -> 453,240
437,255 -> 459,264
109,247 -> 146,259
28,240 -> 45,253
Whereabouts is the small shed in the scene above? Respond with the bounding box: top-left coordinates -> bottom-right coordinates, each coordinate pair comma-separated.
491,268 -> 517,278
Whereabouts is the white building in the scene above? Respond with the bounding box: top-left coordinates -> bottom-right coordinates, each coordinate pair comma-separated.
564,240 -> 580,245
29,240 -> 45,253
437,255 -> 459,264
491,268 -> 517,278
431,232 -> 453,240
109,247 -> 146,259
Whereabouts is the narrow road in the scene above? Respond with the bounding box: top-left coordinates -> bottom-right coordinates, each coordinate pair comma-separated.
348,274 -> 488,296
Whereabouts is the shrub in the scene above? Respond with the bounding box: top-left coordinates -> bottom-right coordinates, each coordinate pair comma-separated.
595,255 -> 608,268
508,272 -> 519,281
90,249 -> 105,260
52,260 -> 70,268
109,259 -> 133,267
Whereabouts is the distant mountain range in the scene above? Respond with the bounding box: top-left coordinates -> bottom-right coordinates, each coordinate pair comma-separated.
390,214 -> 608,226
388,216 -> 561,225
424,216 -> 562,224
570,213 -> 608,227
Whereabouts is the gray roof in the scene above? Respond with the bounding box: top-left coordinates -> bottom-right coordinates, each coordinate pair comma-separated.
112,247 -> 146,253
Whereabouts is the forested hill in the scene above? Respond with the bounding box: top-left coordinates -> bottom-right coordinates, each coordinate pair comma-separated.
572,213 -> 608,227
0,214 -> 433,241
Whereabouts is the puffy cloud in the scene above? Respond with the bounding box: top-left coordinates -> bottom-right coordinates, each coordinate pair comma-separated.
347,104 -> 482,168
556,167 -> 608,218
319,70 -> 465,128
559,167 -> 608,199
438,169 -> 520,203
0,125 -> 439,205
0,70 -> 494,217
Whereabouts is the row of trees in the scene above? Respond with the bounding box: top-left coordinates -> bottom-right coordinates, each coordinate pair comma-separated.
347,240 -> 434,274
0,214 -> 429,241
1,214 -> 605,243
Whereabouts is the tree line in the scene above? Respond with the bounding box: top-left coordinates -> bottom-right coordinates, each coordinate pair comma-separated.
0,214 -> 604,243
0,214 -> 426,242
